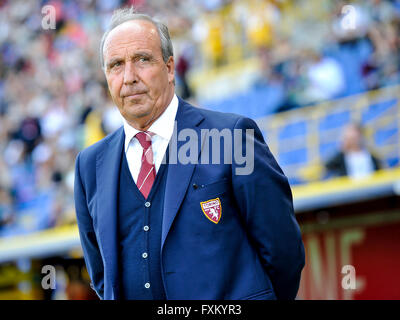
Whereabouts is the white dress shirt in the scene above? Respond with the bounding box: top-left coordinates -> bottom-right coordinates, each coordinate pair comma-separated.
123,94 -> 178,184
344,150 -> 375,180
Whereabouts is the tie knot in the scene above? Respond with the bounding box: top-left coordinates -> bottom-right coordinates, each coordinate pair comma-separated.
135,131 -> 153,149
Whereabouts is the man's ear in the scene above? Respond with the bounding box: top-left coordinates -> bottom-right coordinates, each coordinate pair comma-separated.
166,56 -> 175,84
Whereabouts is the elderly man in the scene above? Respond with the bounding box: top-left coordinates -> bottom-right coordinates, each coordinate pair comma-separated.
325,123 -> 381,179
74,7 -> 305,300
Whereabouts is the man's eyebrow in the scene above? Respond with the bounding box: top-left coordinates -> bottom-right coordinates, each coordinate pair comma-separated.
132,52 -> 153,59
106,57 -> 123,68
106,52 -> 155,68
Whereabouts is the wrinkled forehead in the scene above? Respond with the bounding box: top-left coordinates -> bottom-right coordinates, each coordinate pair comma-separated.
103,19 -> 161,57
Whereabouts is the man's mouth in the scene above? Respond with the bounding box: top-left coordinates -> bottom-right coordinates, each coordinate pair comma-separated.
123,92 -> 146,99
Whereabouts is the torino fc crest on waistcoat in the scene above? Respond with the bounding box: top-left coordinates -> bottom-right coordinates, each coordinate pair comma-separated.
200,198 -> 222,224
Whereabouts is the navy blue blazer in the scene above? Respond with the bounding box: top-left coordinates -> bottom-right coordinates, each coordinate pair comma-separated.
74,98 -> 305,300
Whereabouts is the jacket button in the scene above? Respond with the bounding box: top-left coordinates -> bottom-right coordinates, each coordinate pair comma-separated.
142,252 -> 148,259
143,225 -> 149,231
144,282 -> 150,289
145,201 -> 151,208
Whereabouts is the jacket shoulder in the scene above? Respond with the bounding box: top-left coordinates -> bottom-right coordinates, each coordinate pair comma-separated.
181,99 -> 247,129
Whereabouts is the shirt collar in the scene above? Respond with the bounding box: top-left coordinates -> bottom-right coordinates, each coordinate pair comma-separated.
123,93 -> 179,152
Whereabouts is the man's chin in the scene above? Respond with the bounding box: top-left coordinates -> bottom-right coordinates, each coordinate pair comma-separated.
123,102 -> 149,115
122,106 -> 152,123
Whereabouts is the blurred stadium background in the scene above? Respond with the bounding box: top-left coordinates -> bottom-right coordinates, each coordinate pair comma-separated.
0,0 -> 400,299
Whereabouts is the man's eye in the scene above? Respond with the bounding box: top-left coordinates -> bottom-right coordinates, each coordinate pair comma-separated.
108,62 -> 121,70
139,57 -> 149,62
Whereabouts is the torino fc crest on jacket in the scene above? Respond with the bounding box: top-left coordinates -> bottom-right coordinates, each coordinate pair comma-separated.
200,198 -> 222,224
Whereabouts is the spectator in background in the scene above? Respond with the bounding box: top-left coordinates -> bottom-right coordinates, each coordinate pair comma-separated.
305,51 -> 346,103
175,51 -> 192,100
325,123 -> 381,179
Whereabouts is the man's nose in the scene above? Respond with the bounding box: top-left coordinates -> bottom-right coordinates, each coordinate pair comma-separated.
123,61 -> 139,85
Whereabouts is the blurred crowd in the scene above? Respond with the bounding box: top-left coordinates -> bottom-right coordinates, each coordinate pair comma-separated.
0,0 -> 399,235
191,0 -> 400,112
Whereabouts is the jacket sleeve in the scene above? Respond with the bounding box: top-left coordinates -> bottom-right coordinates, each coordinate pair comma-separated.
74,152 -> 105,299
231,117 -> 305,300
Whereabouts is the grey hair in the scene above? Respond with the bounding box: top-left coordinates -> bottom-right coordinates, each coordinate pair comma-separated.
99,7 -> 174,70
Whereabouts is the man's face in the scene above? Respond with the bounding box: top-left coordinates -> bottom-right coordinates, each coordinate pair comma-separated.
103,20 -> 175,129
342,125 -> 362,152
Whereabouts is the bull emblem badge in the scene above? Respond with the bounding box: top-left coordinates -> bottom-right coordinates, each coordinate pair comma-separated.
200,198 -> 222,224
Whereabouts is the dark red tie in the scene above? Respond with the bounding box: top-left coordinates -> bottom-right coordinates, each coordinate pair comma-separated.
135,131 -> 156,199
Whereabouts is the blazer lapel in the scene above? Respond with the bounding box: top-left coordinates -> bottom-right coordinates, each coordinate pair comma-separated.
161,99 -> 205,250
96,127 -> 124,299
